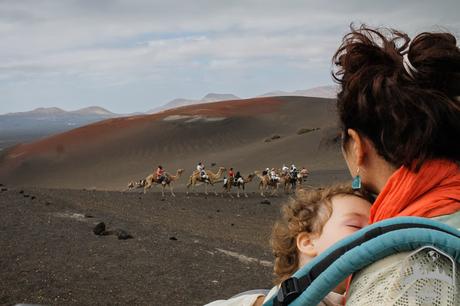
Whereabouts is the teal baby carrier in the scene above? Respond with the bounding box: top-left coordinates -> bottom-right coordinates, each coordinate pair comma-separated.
264,217 -> 460,306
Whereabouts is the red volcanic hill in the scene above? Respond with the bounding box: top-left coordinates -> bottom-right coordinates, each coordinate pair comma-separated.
0,96 -> 347,190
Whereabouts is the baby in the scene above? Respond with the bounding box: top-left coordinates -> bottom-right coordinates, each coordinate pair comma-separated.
206,184 -> 372,306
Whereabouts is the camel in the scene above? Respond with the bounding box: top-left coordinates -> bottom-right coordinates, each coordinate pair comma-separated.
255,170 -> 283,197
186,167 -> 226,195
144,169 -> 185,197
222,173 -> 256,198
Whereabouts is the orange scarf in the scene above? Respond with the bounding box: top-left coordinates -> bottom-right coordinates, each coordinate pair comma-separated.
370,159 -> 460,223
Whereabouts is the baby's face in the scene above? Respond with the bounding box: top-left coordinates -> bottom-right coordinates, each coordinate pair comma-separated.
311,195 -> 371,255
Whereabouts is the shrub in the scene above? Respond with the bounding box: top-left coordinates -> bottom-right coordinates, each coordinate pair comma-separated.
297,127 -> 320,135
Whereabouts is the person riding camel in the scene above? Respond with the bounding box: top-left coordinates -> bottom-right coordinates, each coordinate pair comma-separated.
270,168 -> 280,183
223,167 -> 235,187
300,167 -> 309,178
290,164 -> 298,178
197,162 -> 209,182
282,164 -> 289,176
156,165 -> 166,184
234,171 -> 244,185
228,168 -> 235,179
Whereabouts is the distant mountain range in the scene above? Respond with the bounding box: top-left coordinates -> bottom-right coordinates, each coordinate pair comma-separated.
147,93 -> 241,114
148,85 -> 337,114
0,106 -> 121,150
2,86 -> 336,118
3,106 -> 117,118
258,85 -> 338,99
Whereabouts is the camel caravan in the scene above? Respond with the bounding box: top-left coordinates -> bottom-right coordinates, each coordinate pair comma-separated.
126,162 -> 309,198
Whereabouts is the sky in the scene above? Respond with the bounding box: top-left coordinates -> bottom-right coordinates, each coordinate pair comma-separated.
0,0 -> 459,114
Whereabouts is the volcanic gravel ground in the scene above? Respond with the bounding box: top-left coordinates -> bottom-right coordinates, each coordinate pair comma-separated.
0,186 -> 290,306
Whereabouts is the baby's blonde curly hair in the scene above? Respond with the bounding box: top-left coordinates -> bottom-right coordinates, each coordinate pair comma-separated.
270,184 -> 372,284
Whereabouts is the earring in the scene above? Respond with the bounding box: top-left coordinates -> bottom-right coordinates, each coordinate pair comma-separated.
352,168 -> 361,190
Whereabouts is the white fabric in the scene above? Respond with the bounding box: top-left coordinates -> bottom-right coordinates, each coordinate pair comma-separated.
204,292 -> 264,306
204,285 -> 343,306
346,246 -> 459,306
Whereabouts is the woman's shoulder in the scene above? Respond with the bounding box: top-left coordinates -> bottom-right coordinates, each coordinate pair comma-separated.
432,210 -> 460,230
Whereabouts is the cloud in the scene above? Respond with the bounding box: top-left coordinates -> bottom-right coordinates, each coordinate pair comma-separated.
0,0 -> 459,113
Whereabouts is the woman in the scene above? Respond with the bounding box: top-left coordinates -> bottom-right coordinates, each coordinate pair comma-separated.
332,25 -> 460,304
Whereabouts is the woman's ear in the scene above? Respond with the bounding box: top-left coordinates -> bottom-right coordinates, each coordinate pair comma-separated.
347,129 -> 366,167
296,232 -> 318,258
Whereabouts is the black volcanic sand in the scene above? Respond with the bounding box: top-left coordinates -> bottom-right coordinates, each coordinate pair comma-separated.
0,187 -> 294,306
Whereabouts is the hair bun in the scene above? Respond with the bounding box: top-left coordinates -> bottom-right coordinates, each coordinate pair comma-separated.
409,32 -> 460,97
333,25 -> 460,169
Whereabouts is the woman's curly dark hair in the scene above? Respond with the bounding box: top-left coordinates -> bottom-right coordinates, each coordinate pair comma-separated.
333,25 -> 460,170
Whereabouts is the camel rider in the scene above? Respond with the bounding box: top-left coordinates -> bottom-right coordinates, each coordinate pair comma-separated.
300,167 -> 309,178
197,162 -> 209,181
282,164 -> 289,175
156,165 -> 166,184
228,168 -> 235,180
290,164 -> 298,182
225,167 -> 235,187
234,171 -> 244,185
197,162 -> 204,173
270,168 -> 280,182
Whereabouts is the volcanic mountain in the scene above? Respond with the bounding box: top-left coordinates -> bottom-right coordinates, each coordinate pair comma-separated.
147,93 -> 241,114
0,96 -> 347,190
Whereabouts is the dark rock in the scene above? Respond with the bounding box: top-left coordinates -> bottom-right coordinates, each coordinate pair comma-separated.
160,198 -> 166,201
216,209 -> 220,213
23,194 -> 30,198
84,214 -> 94,218
0,183 -> 3,186
31,196 -> 36,200
260,200 -> 271,205
231,223 -> 235,226
93,222 -> 106,236
19,190 -> 24,194
45,201 -> 51,206
117,230 -> 133,240
211,163 -> 216,167
169,236 -> 178,241
1,188 -> 7,192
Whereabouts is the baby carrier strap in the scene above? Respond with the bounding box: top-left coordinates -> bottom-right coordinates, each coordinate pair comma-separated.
264,217 -> 460,306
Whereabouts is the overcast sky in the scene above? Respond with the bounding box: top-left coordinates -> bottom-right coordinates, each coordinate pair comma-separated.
1,0 -> 459,114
